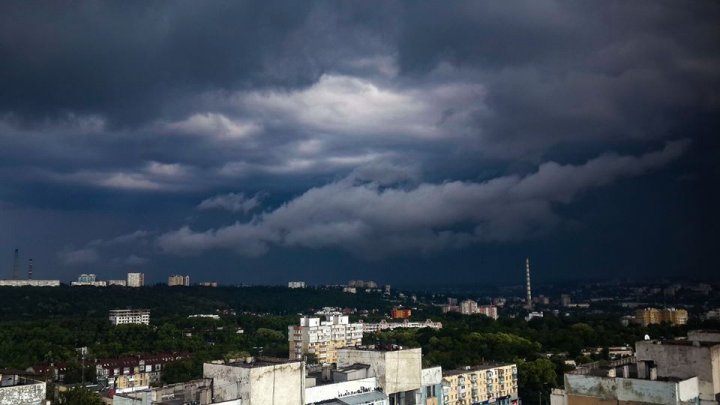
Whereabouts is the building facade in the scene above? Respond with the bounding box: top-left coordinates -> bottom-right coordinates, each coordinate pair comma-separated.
391,308 -> 412,319
361,319 -> 442,334
109,309 -> 150,325
288,281 -> 306,288
289,315 -> 364,364
0,279 -> 60,287
442,364 -> 519,405
167,275 -> 190,286
127,272 -> 144,287
634,307 -> 689,326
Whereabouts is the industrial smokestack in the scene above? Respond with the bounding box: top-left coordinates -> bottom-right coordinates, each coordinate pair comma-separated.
28,259 -> 33,280
12,249 -> 19,280
525,257 -> 532,309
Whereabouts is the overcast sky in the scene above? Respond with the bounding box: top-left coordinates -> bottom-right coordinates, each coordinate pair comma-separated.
1,1 -> 718,285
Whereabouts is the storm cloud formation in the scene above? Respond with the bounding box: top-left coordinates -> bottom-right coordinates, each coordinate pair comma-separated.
0,1 -> 718,284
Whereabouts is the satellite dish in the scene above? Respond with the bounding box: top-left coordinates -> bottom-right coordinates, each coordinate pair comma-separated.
644,334 -> 651,341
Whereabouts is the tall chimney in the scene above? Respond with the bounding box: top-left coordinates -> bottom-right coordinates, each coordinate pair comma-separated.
28,259 -> 33,280
526,257 -> 532,309
12,249 -> 19,280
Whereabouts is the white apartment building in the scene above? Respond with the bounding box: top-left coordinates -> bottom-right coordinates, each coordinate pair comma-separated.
460,299 -> 478,315
361,319 -> 443,334
127,272 -> 144,287
288,281 -> 306,288
289,315 -> 364,364
109,309 -> 150,325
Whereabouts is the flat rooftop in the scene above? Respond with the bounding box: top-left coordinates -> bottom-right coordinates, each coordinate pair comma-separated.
225,357 -> 301,368
443,363 -> 514,376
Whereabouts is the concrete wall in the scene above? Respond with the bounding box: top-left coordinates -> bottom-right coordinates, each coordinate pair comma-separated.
248,362 -> 303,405
564,373 -> 699,404
305,377 -> 379,404
688,331 -> 720,343
204,362 -> 303,405
635,340 -> 719,401
337,349 -> 422,395
0,381 -> 46,405
422,367 -> 442,386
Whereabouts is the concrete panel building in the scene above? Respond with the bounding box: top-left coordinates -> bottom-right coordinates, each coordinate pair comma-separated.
127,272 -> 144,287
289,281 -> 306,288
562,372 -> 699,405
337,347 -> 423,403
0,375 -> 46,405
112,378 -> 213,405
634,308 -> 688,326
442,363 -> 519,405
421,366 -> 443,405
167,274 -> 190,286
635,336 -> 720,403
203,358 -> 304,404
289,316 -> 364,364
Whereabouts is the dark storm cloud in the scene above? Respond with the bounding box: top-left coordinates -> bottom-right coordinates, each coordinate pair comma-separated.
0,1 -> 717,280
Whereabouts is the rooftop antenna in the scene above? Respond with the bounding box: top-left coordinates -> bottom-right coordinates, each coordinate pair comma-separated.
526,257 -> 533,310
28,259 -> 33,280
12,249 -> 19,280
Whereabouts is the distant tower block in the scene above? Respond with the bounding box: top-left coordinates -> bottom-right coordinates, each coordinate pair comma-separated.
28,259 -> 33,280
12,249 -> 19,280
525,257 -> 532,309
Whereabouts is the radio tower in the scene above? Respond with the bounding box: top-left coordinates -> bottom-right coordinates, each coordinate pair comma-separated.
12,249 -> 19,280
525,257 -> 532,309
28,259 -> 33,280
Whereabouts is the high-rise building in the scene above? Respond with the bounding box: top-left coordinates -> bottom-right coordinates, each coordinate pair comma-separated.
478,305 -> 499,320
460,299 -> 479,315
287,281 -> 306,288
168,275 -> 190,286
127,272 -> 144,287
288,315 -> 364,364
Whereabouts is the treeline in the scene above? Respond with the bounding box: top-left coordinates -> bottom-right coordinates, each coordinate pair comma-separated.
0,285 -> 389,321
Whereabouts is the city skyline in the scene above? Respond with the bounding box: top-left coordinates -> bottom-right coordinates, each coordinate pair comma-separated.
1,2 -> 718,285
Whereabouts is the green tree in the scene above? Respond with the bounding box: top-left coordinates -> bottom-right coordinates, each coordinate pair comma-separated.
56,386 -> 104,405
516,358 -> 557,405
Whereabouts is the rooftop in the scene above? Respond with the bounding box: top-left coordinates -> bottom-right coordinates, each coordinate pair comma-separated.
443,363 -> 515,376
225,357 -> 301,368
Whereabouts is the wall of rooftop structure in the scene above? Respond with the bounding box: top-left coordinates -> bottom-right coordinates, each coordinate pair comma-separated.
305,377 -> 380,404
421,367 -> 442,405
0,379 -> 46,405
203,361 -> 304,405
336,348 -> 422,395
564,373 -> 699,405
688,331 -> 720,343
635,340 -> 720,402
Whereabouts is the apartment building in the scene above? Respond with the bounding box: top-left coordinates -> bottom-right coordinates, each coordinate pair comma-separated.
391,307 -> 412,319
167,274 -> 190,286
204,358 -> 304,404
288,281 -> 306,288
634,307 -> 688,326
109,309 -> 150,325
442,363 -> 519,405
126,272 -> 144,287
289,315 -> 364,364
